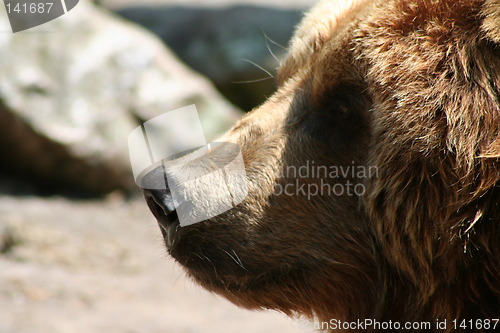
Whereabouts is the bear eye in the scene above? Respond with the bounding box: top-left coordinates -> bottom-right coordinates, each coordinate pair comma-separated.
314,84 -> 370,117
296,83 -> 372,146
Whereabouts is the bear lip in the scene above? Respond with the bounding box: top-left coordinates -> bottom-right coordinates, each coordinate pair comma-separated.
159,216 -> 179,249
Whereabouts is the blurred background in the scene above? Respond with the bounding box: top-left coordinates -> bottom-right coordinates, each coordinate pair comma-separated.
0,0 -> 317,332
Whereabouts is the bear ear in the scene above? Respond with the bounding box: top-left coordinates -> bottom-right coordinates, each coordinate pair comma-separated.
482,0 -> 500,43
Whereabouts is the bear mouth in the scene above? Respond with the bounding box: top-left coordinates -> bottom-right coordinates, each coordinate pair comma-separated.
157,213 -> 179,249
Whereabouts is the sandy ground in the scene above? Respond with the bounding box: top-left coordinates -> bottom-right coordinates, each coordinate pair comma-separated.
0,195 -> 311,333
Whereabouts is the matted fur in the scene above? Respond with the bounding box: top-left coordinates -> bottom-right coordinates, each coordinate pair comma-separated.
148,0 -> 499,331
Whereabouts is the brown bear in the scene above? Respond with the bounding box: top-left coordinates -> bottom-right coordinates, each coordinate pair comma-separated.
142,0 -> 500,331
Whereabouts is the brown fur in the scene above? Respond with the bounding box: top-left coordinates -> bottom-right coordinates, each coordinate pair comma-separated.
148,0 -> 499,331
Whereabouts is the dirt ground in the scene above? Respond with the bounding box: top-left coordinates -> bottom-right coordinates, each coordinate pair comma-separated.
0,195 -> 309,333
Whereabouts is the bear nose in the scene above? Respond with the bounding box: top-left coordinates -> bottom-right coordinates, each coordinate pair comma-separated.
143,187 -> 176,219
140,165 -> 179,229
143,187 -> 180,242
143,186 -> 180,247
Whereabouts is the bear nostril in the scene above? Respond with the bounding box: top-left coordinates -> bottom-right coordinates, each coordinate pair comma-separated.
143,188 -> 178,227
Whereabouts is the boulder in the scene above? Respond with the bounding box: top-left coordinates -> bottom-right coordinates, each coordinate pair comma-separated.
102,1 -> 308,110
0,1 -> 241,195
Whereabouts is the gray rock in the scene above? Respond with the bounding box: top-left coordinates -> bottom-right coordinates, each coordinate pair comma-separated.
0,1 -> 241,195
110,4 -> 306,110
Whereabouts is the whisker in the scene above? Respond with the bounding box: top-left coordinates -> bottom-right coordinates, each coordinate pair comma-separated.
194,251 -> 221,280
220,247 -> 248,271
261,29 -> 281,65
261,29 -> 287,50
231,249 -> 248,271
239,58 -> 274,79
232,77 -> 274,84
